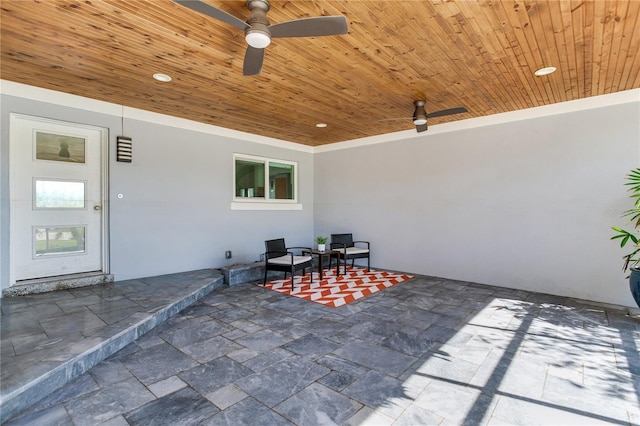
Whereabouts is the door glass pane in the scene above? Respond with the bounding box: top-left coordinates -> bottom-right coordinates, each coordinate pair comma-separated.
34,226 -> 86,256
235,159 -> 265,198
269,162 -> 294,200
35,132 -> 86,163
34,179 -> 85,209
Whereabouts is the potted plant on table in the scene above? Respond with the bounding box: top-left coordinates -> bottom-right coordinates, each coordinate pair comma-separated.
316,236 -> 328,251
611,168 -> 640,307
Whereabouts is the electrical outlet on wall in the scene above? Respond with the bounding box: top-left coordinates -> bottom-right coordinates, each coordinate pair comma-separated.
225,250 -> 232,259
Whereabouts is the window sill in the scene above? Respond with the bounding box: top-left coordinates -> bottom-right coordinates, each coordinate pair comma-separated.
230,202 -> 302,211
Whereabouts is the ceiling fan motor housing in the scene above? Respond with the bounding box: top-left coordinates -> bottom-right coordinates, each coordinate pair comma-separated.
245,0 -> 271,48
413,100 -> 427,125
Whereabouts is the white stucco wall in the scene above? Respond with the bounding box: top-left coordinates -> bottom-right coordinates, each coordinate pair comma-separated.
2,82 -> 639,307
314,92 -> 640,307
0,83 -> 314,287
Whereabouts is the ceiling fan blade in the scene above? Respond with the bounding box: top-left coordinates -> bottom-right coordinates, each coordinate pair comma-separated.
427,107 -> 468,119
269,16 -> 348,38
174,0 -> 249,31
243,46 -> 264,76
416,123 -> 428,133
377,117 -> 411,122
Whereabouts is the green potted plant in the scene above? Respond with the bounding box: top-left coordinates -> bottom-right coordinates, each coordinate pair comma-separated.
316,236 -> 328,251
611,168 -> 640,307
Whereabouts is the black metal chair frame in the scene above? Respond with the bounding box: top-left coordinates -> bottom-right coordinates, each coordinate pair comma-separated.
329,233 -> 370,275
263,238 -> 314,290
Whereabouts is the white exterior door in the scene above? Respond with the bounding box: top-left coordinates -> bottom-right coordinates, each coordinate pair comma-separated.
10,114 -> 108,284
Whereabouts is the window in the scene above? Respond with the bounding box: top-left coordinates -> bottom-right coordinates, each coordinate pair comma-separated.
34,179 -> 86,209
34,226 -> 86,257
233,154 -> 300,210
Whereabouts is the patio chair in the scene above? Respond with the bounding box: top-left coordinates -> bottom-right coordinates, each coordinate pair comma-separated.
330,233 -> 370,274
263,238 -> 314,290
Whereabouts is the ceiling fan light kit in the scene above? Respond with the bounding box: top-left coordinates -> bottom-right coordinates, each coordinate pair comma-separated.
174,0 -> 349,76
412,100 -> 428,126
411,100 -> 468,133
245,31 -> 271,48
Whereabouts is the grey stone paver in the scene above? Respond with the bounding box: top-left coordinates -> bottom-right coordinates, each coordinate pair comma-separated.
123,387 -> 219,424
4,274 -> 640,425
274,382 -> 362,425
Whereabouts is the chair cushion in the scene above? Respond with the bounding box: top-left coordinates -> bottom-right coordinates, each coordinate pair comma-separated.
268,255 -> 312,265
335,247 -> 369,255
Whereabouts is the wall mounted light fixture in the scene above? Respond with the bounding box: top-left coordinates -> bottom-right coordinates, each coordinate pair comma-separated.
116,136 -> 132,162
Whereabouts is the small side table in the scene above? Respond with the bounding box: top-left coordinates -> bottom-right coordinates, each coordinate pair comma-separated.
304,249 -> 341,280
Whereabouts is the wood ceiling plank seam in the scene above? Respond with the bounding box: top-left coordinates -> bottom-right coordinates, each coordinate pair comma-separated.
525,2 -> 559,105
0,64 -> 139,105
433,2 -> 503,105
327,14 -> 423,85
452,1 -> 520,111
614,0 -> 640,90
11,8 -> 290,107
364,6 -> 475,106
113,1 -> 246,54
569,0 -> 587,97
525,1 -> 560,104
426,2 -> 503,114
590,0 -> 612,95
503,1 -> 551,106
582,0 -> 596,97
268,0 -> 327,22
445,1 -> 522,112
498,3 -> 545,109
383,28 -> 477,106
75,2 -> 243,71
602,0 -> 629,94
544,1 -> 570,103
2,4 -> 237,81
545,1 -> 572,102
1,32 -> 238,102
596,0 -> 619,95
235,52 -> 385,132
52,1 -> 251,85
558,1 -> 580,100
392,4 -> 474,88
470,2 -> 529,112
473,1 -> 534,111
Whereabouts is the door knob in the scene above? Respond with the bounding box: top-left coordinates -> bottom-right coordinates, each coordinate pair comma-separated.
93,205 -> 102,211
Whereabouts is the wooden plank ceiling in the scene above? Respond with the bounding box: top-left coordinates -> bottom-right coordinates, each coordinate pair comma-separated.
2,0 -> 639,146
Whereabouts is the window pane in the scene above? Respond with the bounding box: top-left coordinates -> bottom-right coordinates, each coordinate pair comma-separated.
35,132 -> 86,163
235,159 -> 265,198
34,226 -> 86,256
35,180 -> 85,209
269,162 -> 294,200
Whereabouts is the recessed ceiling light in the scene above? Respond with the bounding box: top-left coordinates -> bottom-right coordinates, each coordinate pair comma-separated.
534,66 -> 556,76
153,73 -> 172,82
316,123 -> 328,128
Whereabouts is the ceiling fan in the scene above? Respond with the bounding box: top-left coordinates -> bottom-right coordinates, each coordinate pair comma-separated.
174,0 -> 349,76
411,101 -> 467,133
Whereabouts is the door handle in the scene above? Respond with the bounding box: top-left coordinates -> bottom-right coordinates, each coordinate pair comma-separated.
93,205 -> 102,211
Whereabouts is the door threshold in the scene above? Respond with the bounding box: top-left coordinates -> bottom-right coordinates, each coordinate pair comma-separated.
4,272 -> 114,298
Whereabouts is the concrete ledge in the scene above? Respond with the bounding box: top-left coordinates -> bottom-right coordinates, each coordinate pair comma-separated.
3,273 -> 115,298
221,262 -> 282,285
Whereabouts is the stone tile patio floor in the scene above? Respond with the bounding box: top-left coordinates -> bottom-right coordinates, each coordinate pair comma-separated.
3,271 -> 640,425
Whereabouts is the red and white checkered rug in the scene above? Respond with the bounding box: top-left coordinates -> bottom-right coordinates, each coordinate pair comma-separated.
261,266 -> 414,308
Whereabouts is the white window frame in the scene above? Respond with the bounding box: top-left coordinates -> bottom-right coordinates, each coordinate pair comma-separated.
231,153 -> 302,210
